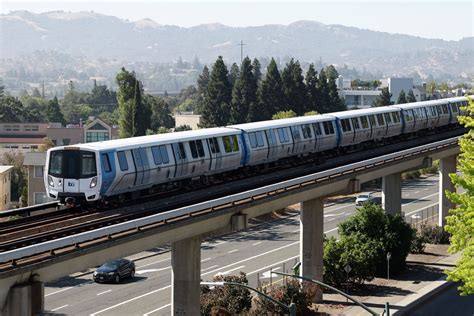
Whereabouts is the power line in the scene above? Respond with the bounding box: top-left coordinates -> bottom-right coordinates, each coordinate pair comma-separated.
238,40 -> 246,63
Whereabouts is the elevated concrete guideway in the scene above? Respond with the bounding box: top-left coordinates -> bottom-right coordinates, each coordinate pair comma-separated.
0,137 -> 460,315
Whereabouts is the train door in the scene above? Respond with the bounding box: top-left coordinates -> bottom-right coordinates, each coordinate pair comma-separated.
208,137 -> 222,171
172,142 -> 189,178
132,148 -> 147,186
188,139 -> 209,175
266,129 -> 279,160
290,125 -> 304,154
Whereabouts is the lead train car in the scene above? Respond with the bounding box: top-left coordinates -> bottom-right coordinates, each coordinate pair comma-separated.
45,96 -> 471,206
45,128 -> 244,205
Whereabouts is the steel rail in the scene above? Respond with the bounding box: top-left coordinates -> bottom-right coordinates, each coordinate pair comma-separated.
0,136 -> 459,264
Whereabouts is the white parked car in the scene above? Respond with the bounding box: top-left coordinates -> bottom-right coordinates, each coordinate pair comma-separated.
355,193 -> 374,206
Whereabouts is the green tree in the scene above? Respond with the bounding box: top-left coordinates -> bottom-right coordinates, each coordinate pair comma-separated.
445,96 -> 474,295
372,87 -> 393,107
272,110 -> 297,120
0,96 -> 32,123
0,152 -> 26,203
46,96 -> 66,125
397,89 -> 407,104
200,56 -> 231,127
281,58 -> 309,115
88,80 -> 118,114
146,95 -> 174,131
195,66 -> 210,114
305,63 -> 319,113
257,58 -> 286,120
252,58 -> 262,82
328,74 -> 347,112
174,125 -> 192,132
116,67 -> 151,138
407,89 -> 417,103
228,63 -> 240,87
304,110 -> 319,116
230,57 -> 257,124
325,64 -> 339,81
316,69 -> 331,113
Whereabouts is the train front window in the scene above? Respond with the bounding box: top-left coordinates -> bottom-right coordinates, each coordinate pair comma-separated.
48,150 -> 97,179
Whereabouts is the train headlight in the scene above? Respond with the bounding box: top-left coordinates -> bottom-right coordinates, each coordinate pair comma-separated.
48,176 -> 54,187
90,177 -> 97,188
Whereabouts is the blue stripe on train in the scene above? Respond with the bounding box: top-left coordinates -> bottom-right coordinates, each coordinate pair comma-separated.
99,150 -> 117,196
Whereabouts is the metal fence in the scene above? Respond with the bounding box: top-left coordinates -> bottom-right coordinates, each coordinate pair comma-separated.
404,203 -> 439,228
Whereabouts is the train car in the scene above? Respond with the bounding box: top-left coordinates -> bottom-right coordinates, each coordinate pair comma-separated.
448,96 -> 470,123
229,115 -> 338,166
45,127 -> 244,205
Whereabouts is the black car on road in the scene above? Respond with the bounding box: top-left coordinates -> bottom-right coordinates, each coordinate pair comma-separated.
93,259 -> 135,284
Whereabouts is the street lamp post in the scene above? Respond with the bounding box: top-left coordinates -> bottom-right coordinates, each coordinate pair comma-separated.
201,281 -> 296,316
386,252 -> 392,280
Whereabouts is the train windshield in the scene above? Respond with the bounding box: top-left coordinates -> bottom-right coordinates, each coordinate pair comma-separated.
49,150 -> 97,179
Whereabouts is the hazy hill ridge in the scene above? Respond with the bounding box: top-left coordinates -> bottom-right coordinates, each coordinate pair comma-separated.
1,10 -> 473,80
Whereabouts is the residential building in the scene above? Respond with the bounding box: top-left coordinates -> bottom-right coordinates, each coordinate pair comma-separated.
0,166 -> 13,211
0,122 -> 51,154
23,152 -> 52,206
380,78 -> 414,103
84,118 -> 113,142
174,112 -> 202,130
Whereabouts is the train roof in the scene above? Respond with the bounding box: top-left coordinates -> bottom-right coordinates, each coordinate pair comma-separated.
57,127 -> 240,151
229,114 -> 335,132
332,106 -> 398,119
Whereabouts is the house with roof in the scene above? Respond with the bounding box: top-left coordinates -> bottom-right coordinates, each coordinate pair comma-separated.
0,165 -> 13,211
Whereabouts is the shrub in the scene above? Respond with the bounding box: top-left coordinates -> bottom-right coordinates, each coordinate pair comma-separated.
253,279 -> 316,315
200,272 -> 252,316
410,230 -> 426,254
420,225 -> 450,244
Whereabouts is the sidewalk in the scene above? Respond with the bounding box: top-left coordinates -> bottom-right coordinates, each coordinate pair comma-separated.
315,244 -> 461,315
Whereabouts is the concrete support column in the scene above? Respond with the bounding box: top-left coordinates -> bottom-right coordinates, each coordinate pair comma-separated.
439,155 -> 456,227
382,173 -> 402,216
3,282 -> 43,316
171,236 -> 201,315
300,198 -> 324,302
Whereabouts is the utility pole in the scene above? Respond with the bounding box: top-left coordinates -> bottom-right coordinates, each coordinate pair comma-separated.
238,40 -> 246,63
42,80 -> 45,99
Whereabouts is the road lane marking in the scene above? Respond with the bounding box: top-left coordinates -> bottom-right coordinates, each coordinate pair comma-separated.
228,249 -> 239,254
261,267 -> 282,278
252,242 -> 262,246
137,257 -> 170,269
292,229 -> 300,233
45,287 -> 72,297
143,303 -> 171,316
201,265 -> 218,272
97,290 -> 112,296
51,304 -> 68,311
136,267 -> 170,274
415,191 -> 420,194
324,212 -> 345,217
402,192 -> 437,206
201,258 -> 212,262
90,285 -> 171,315
404,202 -> 438,216
214,265 -> 245,276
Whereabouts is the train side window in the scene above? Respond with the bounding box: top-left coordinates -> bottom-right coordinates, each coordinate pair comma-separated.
249,132 -> 258,148
151,146 -> 162,164
266,130 -> 276,146
179,143 -> 186,159
360,116 -> 369,129
232,135 -> 239,151
369,115 -> 377,127
322,121 -> 334,135
277,128 -> 289,143
117,151 -> 129,171
196,140 -> 205,157
451,104 -> 458,113
313,123 -> 322,136
340,119 -> 352,132
223,136 -> 232,153
291,126 -> 301,139
376,114 -> 385,126
404,111 -> 412,121
301,124 -> 312,138
351,118 -> 360,130
209,138 -> 220,154
256,131 -> 264,147
384,113 -> 392,124
392,112 -> 401,123
159,145 -> 169,163
189,141 -> 198,159
101,154 -> 112,173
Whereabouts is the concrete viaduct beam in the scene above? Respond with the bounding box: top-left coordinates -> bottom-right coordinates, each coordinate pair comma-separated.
439,155 -> 457,227
300,198 -> 324,303
171,236 -> 201,316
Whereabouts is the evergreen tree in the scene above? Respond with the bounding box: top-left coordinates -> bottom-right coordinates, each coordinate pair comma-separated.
372,87 -> 393,107
46,96 -> 66,125
147,95 -> 175,131
200,56 -> 232,127
328,75 -> 347,112
397,90 -> 407,104
407,89 -> 417,103
116,67 -> 151,138
317,69 -> 331,113
252,58 -> 262,82
228,63 -> 240,87
0,79 -> 4,99
325,65 -> 339,81
305,64 -> 319,112
195,66 -> 210,114
230,57 -> 258,124
281,58 -> 309,115
257,58 -> 286,120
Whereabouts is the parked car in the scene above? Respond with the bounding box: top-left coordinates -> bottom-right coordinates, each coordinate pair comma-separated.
93,259 -> 135,284
355,193 -> 374,206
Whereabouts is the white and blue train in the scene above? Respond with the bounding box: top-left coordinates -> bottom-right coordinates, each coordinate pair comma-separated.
45,96 -> 470,206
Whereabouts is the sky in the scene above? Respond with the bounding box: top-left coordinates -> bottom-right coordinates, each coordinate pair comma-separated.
1,0 -> 473,41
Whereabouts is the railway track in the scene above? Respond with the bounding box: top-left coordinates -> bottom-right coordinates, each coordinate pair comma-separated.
0,128 -> 463,258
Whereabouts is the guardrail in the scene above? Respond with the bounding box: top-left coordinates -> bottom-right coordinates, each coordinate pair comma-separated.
0,136 -> 459,264
404,203 -> 439,228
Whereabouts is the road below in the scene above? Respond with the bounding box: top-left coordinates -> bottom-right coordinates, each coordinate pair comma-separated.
44,174 -> 441,315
